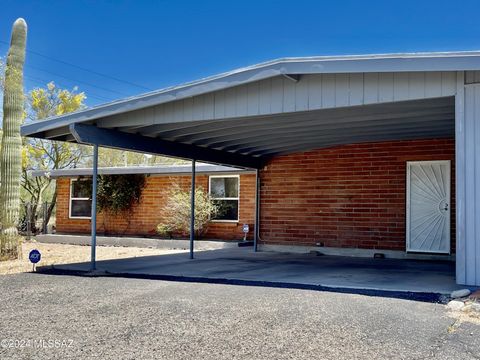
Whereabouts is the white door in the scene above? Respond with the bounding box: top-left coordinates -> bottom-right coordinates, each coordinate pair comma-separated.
406,161 -> 451,254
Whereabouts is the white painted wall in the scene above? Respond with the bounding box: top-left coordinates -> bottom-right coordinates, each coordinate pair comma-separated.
456,71 -> 480,286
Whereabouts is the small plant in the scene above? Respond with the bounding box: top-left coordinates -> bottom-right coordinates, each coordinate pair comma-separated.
158,183 -> 219,237
156,223 -> 173,238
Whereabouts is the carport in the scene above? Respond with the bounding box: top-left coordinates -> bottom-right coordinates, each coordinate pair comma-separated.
21,51 -> 480,286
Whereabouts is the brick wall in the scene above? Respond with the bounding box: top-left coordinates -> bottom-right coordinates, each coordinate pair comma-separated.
56,173 -> 256,240
259,138 -> 456,252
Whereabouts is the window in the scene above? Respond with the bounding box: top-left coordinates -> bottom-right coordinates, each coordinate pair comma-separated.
70,178 -> 92,218
209,175 -> 240,221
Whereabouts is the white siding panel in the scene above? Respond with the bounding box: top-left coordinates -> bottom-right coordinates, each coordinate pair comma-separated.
214,90 -> 225,118
364,73 -> 379,104
258,79 -> 272,115
321,74 -> 336,108
308,75 -> 323,109
335,74 -> 349,107
425,72 -> 442,98
475,86 -> 480,284
236,85 -> 248,117
441,72 -> 456,96
163,102 -> 175,123
408,72 -> 425,100
348,73 -> 364,106
203,93 -> 215,119
126,72 -> 458,126
457,81 -> 480,286
183,97 -> 194,121
283,78 -> 296,112
393,72 -> 410,101
295,76 -> 309,111
247,82 -> 260,116
270,77 -> 284,113
466,71 -> 480,84
153,104 -> 164,124
224,87 -> 236,118
378,73 -> 394,102
192,95 -> 204,121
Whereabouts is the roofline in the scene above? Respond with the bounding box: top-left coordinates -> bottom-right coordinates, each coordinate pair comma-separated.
21,50 -> 480,137
30,164 -> 252,178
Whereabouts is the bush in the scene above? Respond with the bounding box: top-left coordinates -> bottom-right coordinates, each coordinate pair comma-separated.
97,174 -> 146,214
157,184 -> 219,237
156,223 -> 173,238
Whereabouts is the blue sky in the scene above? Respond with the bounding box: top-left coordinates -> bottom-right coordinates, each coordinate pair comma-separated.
1,0 -> 480,106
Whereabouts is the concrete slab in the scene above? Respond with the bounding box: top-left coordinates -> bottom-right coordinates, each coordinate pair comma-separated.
48,247 -> 466,295
35,234 -> 238,251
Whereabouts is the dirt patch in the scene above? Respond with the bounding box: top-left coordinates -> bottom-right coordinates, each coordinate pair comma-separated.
0,241 -> 186,275
447,304 -> 480,329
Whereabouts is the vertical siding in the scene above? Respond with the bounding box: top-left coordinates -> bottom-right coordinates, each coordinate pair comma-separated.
100,72 -> 459,129
457,81 -> 480,286
465,71 -> 480,84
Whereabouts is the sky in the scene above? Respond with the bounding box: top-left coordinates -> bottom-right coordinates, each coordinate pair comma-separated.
1,0 -> 480,107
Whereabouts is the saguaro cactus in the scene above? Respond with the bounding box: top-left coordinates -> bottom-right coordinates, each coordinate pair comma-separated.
0,18 -> 27,259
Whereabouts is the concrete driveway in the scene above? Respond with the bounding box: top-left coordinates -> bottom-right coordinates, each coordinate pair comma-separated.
51,247 -> 461,296
0,273 -> 479,360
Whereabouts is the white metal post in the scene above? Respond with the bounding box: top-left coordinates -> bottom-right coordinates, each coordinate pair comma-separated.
254,168 -> 260,252
90,144 -> 99,271
190,159 -> 196,259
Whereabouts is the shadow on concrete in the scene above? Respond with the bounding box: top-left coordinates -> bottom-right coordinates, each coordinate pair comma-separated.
34,247 -> 465,303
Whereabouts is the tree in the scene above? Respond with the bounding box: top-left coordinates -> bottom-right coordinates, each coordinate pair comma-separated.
0,18 -> 27,260
96,148 -> 187,168
22,82 -> 89,233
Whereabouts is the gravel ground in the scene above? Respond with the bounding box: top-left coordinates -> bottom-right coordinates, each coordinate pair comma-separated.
0,242 -> 185,275
0,273 -> 479,360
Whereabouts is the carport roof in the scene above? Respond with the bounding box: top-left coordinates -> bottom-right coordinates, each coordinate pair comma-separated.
20,51 -> 479,169
30,163 -> 250,178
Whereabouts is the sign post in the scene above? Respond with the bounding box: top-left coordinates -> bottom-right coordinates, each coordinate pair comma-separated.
242,224 -> 249,242
28,249 -> 41,272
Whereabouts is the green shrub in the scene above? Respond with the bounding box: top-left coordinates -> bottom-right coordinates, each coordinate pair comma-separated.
156,223 -> 173,238
97,174 -> 146,214
157,184 -> 219,237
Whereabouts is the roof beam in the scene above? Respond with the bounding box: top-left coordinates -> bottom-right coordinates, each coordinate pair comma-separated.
283,74 -> 300,82
69,123 -> 266,169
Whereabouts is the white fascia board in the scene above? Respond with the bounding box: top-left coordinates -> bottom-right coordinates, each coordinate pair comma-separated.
29,164 -> 252,178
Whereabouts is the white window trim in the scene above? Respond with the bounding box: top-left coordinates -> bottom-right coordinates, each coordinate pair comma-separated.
209,174 -> 240,223
69,178 -> 92,219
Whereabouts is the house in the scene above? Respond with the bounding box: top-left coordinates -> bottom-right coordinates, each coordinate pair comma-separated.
32,164 -> 256,240
21,51 -> 480,286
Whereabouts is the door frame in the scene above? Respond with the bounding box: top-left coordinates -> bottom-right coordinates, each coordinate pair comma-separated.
406,160 -> 451,254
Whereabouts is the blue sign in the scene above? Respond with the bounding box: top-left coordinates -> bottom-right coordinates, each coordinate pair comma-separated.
242,224 -> 249,233
29,249 -> 41,264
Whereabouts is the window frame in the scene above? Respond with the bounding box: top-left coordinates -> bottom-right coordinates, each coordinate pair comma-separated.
69,178 -> 92,219
208,174 -> 240,223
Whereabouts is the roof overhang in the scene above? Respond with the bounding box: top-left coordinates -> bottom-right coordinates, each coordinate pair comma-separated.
31,163 -> 251,178
21,51 -> 475,169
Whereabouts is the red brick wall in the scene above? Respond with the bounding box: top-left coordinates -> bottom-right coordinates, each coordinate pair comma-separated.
55,173 -> 256,240
259,138 -> 456,252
